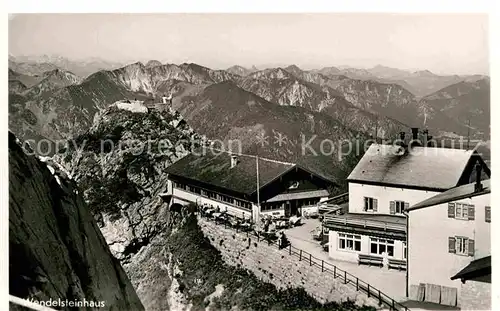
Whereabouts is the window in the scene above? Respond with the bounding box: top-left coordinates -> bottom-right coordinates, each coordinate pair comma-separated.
262,203 -> 283,211
485,206 -> 491,223
456,204 -> 469,220
364,197 -> 377,212
369,237 -> 394,257
449,236 -> 474,256
338,234 -> 361,252
448,202 -> 475,220
390,201 -> 408,214
456,237 -> 468,255
403,242 -> 407,259
235,200 -> 251,210
173,182 -> 187,190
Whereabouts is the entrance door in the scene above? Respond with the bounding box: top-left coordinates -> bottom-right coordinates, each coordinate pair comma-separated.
284,201 -> 291,217
290,200 -> 298,216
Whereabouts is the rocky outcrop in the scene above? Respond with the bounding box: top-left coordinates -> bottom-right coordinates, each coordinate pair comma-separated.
52,106 -> 207,260
8,131 -> 144,310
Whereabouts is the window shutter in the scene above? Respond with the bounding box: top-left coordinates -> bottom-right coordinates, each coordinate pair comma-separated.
404,202 -> 409,212
468,239 -> 475,256
373,199 -> 378,212
390,201 -> 396,214
468,205 -> 475,220
485,206 -> 491,223
448,237 -> 456,253
448,203 -> 456,218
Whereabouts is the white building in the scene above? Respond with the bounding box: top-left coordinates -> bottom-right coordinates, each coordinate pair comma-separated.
406,177 -> 491,309
323,139 -> 490,274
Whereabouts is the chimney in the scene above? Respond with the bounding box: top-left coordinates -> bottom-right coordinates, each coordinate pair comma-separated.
474,162 -> 483,192
230,155 -> 239,168
411,128 -> 419,140
162,95 -> 167,104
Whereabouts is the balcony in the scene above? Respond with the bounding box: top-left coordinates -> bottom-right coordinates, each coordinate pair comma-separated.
322,213 -> 407,240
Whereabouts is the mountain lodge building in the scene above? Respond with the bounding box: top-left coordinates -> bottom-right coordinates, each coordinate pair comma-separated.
162,149 -> 338,222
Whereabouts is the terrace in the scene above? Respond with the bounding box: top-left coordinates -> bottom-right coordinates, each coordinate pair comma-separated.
284,218 -> 407,302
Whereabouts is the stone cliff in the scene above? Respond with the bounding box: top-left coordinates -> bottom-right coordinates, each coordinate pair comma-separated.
9,131 -> 144,310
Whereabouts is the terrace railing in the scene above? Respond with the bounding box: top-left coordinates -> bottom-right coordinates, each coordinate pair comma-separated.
322,214 -> 406,233
324,192 -> 349,205
200,213 -> 409,311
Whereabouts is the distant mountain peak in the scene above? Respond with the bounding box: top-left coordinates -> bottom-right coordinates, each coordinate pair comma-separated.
226,65 -> 257,76
413,69 -> 436,77
145,60 -> 162,68
285,64 -> 301,71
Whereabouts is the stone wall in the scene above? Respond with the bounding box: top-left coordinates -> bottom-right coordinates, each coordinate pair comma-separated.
198,218 -> 379,308
459,280 -> 491,311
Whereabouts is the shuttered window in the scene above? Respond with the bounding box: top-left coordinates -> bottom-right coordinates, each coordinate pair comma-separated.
485,206 -> 491,223
450,236 -> 474,256
452,203 -> 474,221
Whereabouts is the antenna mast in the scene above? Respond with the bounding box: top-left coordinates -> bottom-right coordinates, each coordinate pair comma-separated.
467,119 -> 471,150
255,153 -> 261,225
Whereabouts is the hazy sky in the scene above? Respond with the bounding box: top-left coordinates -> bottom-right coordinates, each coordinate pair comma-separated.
9,13 -> 489,75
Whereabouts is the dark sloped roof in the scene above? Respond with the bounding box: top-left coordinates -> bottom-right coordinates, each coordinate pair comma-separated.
165,149 -> 295,195
407,179 -> 490,211
451,256 -> 491,281
347,144 -> 476,190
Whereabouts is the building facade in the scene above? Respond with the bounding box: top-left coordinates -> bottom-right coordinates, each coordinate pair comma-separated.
407,178 -> 491,308
324,141 -> 490,267
163,149 -> 336,221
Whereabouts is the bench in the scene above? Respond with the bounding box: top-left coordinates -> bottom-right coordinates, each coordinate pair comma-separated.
358,254 -> 384,267
388,258 -> 407,271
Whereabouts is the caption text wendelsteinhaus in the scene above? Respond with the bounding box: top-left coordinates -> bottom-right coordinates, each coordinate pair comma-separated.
27,297 -> 106,308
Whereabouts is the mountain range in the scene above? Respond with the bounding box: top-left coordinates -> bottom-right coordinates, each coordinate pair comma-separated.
9,54 -> 125,77
8,58 -> 490,162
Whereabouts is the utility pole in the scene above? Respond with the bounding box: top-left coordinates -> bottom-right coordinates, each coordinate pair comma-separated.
375,115 -> 378,143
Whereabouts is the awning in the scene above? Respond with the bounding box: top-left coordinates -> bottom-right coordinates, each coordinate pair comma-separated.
265,190 -> 329,203
450,256 -> 491,282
